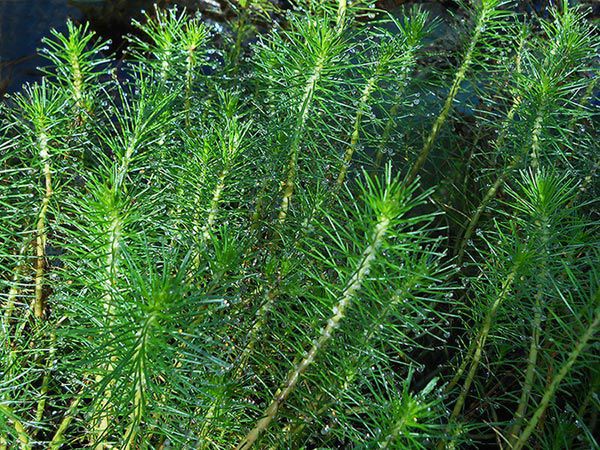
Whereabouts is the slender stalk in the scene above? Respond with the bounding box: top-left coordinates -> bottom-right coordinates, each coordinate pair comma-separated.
202,168 -> 229,241
278,56 -> 324,224
448,268 -> 517,422
512,305 -> 600,450
33,130 -> 52,319
0,404 -> 31,450
48,392 -> 83,449
507,217 -> 550,445
91,209 -> 122,449
2,243 -> 30,328
237,214 -> 391,449
122,316 -> 154,450
285,276 -> 423,442
455,98 -> 550,264
374,100 -> 401,170
336,0 -> 347,31
35,331 -> 57,424
445,335 -> 478,393
406,3 -> 492,184
184,47 -> 195,128
373,45 -> 422,170
336,65 -> 381,188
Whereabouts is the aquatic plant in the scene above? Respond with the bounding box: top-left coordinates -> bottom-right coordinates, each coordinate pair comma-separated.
0,1 -> 597,448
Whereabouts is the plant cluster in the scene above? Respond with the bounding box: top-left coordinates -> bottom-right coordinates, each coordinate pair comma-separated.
0,0 -> 598,448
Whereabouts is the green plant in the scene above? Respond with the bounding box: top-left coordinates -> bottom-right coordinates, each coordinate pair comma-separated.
0,1 -> 597,448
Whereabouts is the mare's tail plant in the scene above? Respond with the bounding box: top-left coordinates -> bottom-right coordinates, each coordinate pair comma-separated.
0,1 -> 597,448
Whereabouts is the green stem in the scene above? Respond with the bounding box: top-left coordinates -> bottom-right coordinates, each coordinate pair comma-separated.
184,47 -> 195,128
508,216 -> 550,445
373,50 -> 419,170
512,305 -> 600,450
91,195 -> 123,449
35,331 -> 57,425
406,5 -> 490,184
122,315 -> 154,450
2,243 -> 29,329
47,391 -> 83,449
278,56 -> 324,224
236,214 -> 391,449
449,268 -> 517,421
336,0 -> 347,31
336,65 -> 381,188
285,275 -> 423,443
34,131 -> 52,319
0,404 -> 32,450
202,168 -> 229,241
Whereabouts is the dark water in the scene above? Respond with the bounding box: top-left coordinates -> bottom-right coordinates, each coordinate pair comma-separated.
0,0 -> 227,94
1,0 -> 597,95
0,0 -> 89,94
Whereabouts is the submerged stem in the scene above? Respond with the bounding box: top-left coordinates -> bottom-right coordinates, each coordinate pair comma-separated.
0,404 -> 31,450
336,68 -> 380,188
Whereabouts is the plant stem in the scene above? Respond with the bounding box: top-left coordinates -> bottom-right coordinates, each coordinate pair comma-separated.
202,168 -> 229,241
285,276 -> 423,443
184,47 -> 195,128
278,56 -> 324,224
448,268 -> 517,421
122,316 -> 154,450
373,49 -> 420,170
48,390 -> 83,449
0,404 -> 32,450
512,304 -> 600,450
237,214 -> 391,449
35,331 -> 57,424
406,4 -> 491,184
336,65 -> 380,188
91,208 -> 122,449
2,243 -> 30,329
34,131 -> 52,319
507,215 -> 550,445
455,97 -> 551,265
336,0 -> 347,31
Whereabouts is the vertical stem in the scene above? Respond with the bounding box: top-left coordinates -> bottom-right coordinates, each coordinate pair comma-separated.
373,46 -> 421,170
122,316 -> 153,450
202,168 -> 229,241
278,57 -> 324,224
48,392 -> 83,449
374,100 -> 401,170
35,331 -> 57,424
2,243 -> 29,328
34,131 -> 52,319
407,5 -> 490,184
92,209 -> 121,449
449,269 -> 517,421
336,0 -> 347,31
0,404 -> 32,450
455,98 -> 549,265
236,215 -> 390,449
512,306 -> 600,450
507,215 -> 550,444
336,70 -> 379,188
184,48 -> 194,128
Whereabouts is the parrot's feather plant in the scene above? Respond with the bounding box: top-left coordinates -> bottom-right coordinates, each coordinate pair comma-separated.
0,0 -> 598,448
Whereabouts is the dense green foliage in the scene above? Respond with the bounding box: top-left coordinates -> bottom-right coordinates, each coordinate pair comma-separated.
0,0 -> 598,448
